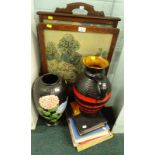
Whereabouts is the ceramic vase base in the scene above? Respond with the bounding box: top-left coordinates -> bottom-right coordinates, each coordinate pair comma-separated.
45,119 -> 61,127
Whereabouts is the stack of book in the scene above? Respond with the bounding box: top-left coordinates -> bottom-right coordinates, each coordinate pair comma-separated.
66,102 -> 113,152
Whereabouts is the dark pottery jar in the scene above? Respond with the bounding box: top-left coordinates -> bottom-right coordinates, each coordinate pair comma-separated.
32,73 -> 68,126
73,56 -> 112,116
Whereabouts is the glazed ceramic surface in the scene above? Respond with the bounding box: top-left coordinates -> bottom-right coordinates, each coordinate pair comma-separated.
32,73 -> 68,125
73,56 -> 112,115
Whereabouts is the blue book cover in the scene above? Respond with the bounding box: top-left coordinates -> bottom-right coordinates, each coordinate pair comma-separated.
68,115 -> 110,142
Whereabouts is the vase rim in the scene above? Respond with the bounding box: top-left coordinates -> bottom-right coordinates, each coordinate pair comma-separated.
83,56 -> 109,69
40,73 -> 60,86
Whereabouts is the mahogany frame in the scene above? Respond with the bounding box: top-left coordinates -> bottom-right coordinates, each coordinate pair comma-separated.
37,2 -> 121,28
37,23 -> 119,75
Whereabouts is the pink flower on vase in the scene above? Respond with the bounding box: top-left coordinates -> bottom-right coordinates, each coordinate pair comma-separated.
39,95 -> 59,110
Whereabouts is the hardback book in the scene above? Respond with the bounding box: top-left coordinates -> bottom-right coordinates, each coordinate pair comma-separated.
73,111 -> 107,135
67,115 -> 110,146
77,132 -> 113,152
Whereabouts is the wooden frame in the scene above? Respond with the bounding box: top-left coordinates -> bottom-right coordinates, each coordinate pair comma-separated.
37,23 -> 119,82
37,2 -> 121,28
37,2 -> 121,83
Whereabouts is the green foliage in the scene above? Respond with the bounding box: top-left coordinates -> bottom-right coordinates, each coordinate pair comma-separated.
58,34 -> 83,73
49,119 -> 57,123
38,107 -> 51,116
47,59 -> 79,83
37,106 -> 62,122
61,51 -> 81,65
76,57 -> 85,72
47,106 -> 58,113
51,113 -> 62,119
49,113 -> 62,123
43,116 -> 52,121
58,34 -> 80,54
96,48 -> 108,58
46,42 -> 60,60
46,34 -> 85,83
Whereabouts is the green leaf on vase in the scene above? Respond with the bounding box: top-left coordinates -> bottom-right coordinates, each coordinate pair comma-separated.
49,118 -> 57,123
48,106 -> 58,113
56,113 -> 62,120
43,116 -> 52,121
50,113 -> 62,119
38,107 -> 51,116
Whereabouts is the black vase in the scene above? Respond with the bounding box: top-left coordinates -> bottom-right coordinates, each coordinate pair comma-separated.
32,73 -> 68,126
73,56 -> 112,115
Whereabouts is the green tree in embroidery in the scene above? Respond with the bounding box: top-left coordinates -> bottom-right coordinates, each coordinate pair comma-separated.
58,34 -> 80,55
46,42 -> 60,60
58,34 -> 82,71
96,48 -> 108,58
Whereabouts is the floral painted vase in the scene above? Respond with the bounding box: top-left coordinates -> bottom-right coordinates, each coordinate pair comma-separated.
32,73 -> 68,126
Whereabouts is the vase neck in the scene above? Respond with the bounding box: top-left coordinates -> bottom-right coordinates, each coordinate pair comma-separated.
85,66 -> 105,79
40,73 -> 60,86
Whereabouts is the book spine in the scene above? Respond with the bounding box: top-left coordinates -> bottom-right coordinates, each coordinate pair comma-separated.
66,116 -> 78,147
77,132 -> 114,152
76,130 -> 110,143
79,133 -> 111,145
